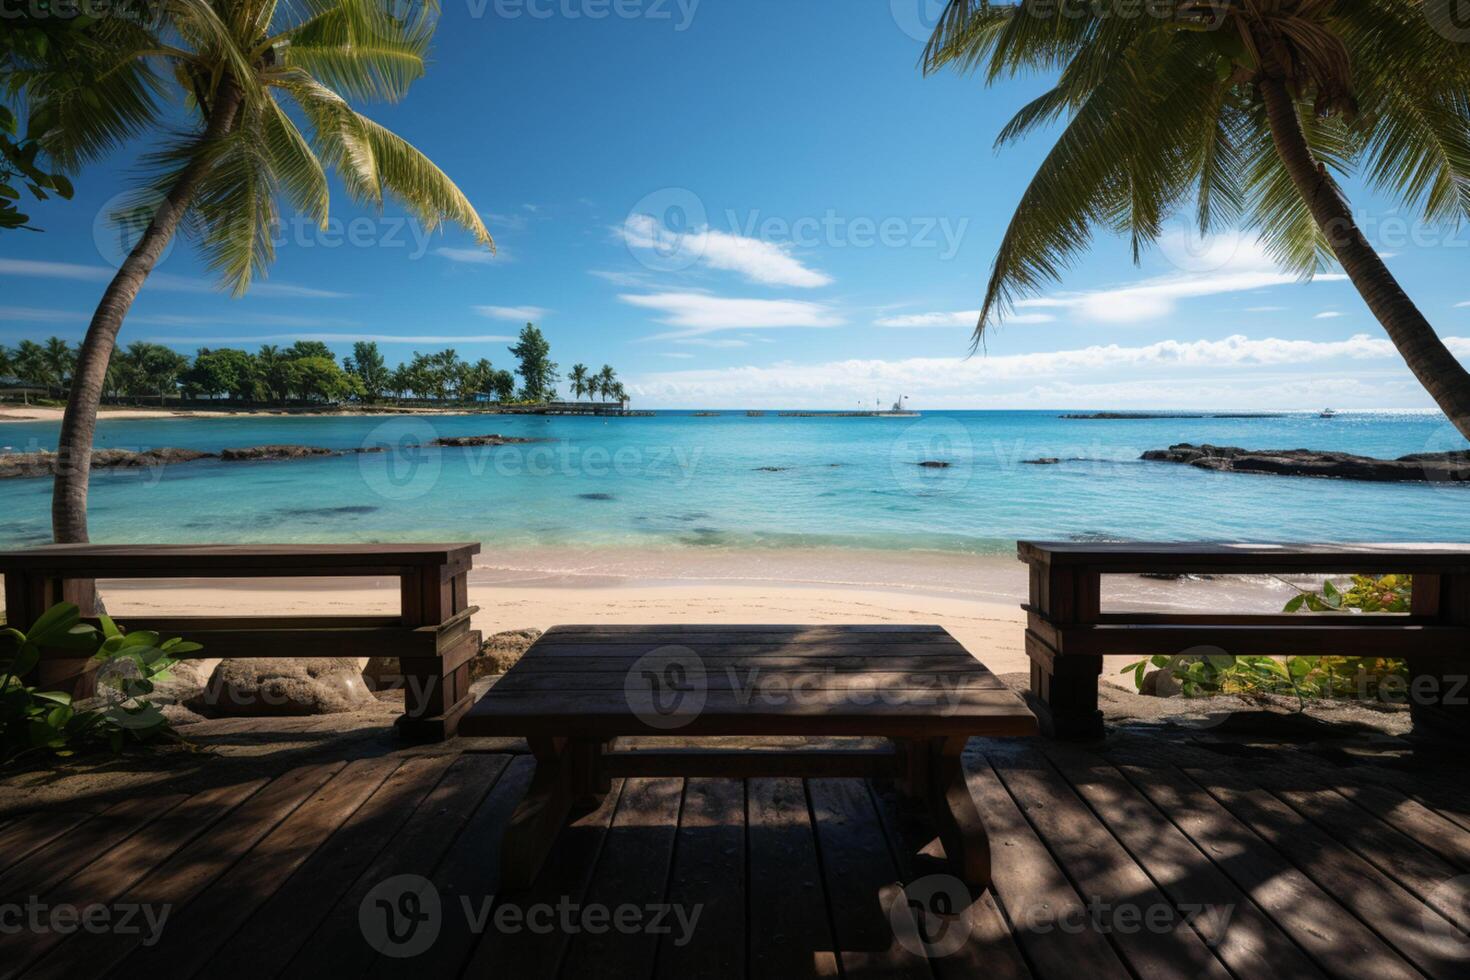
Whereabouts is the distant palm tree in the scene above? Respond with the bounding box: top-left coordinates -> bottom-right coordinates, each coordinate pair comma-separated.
924,1 -> 1470,439
0,345 -> 12,378
569,363 -> 589,401
42,337 -> 74,395
596,365 -> 617,403
13,340 -> 50,390
35,0 -> 493,542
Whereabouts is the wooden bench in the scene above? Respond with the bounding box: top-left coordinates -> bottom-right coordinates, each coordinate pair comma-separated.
1019,541 -> 1470,739
459,624 -> 1038,891
0,543 -> 481,740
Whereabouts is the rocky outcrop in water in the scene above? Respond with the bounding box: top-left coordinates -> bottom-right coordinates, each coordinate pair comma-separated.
0,447 -> 213,479
1064,412 -> 1286,420
1142,443 -> 1470,484
430,434 -> 541,447
0,443 -> 391,478
218,444 -> 339,461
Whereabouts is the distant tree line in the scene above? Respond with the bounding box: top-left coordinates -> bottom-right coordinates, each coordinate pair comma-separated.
0,324 -> 628,407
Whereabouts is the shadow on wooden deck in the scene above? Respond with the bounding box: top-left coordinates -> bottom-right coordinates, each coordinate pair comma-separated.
3,715 -> 1470,979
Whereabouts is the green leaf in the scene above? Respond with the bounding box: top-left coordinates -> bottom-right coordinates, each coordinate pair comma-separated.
26,603 -> 81,645
1283,594 -> 1306,613
99,614 -> 121,639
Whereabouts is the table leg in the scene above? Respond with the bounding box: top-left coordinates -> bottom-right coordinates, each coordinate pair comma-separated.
499,737 -> 606,891
925,736 -> 991,891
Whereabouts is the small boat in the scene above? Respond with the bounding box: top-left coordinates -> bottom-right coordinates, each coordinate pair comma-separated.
1319,408 -> 1338,418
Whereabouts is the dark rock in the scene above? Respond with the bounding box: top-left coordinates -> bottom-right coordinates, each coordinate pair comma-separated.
93,447 -> 213,468
915,460 -> 951,468
1023,458 -> 1061,465
0,447 -> 214,480
219,445 -> 336,462
1142,443 -> 1470,484
754,466 -> 789,472
430,434 -> 540,447
578,492 -> 615,501
1063,412 -> 1286,419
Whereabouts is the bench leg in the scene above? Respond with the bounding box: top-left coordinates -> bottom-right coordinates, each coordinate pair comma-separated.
1027,633 -> 1104,740
499,737 -> 607,891
924,736 -> 991,891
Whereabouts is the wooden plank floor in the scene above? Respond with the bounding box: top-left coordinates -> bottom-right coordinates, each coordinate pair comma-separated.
5,732 -> 1470,979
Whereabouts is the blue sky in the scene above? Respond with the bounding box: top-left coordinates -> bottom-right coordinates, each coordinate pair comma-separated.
3,0 -> 1469,410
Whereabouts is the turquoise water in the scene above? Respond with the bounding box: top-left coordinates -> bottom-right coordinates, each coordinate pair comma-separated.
0,410 -> 1466,553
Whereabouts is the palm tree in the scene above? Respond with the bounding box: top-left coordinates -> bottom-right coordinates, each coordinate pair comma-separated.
0,345 -> 12,378
569,363 -> 589,402
12,340 -> 51,390
596,365 -> 617,404
924,1 -> 1470,439
42,337 -> 75,395
37,0 -> 492,542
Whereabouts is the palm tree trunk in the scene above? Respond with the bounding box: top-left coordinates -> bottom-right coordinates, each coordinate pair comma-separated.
1258,74 -> 1470,440
51,84 -> 242,543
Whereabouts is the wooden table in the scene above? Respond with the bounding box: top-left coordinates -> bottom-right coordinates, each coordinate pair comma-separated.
460,624 -> 1037,890
0,543 -> 481,740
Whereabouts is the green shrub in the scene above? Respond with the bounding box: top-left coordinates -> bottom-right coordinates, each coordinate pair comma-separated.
0,603 -> 200,765
1122,575 -> 1412,704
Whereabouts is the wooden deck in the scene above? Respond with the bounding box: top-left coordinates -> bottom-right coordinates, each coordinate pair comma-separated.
3,720 -> 1470,978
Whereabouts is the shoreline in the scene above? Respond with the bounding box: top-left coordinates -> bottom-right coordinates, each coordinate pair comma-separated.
0,405 -> 521,424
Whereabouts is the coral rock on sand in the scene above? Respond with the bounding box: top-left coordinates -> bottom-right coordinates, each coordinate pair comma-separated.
476,628 -> 542,677
361,628 -> 543,691
192,658 -> 376,716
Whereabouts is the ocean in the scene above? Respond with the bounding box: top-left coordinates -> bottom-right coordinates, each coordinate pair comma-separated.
0,409 -> 1466,555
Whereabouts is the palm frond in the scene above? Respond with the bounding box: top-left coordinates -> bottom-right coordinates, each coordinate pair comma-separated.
271,0 -> 433,102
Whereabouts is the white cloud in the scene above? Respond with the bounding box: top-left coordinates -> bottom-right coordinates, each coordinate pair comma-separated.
676,337 -> 748,349
0,306 -> 86,324
875,311 -> 978,328
1012,236 -> 1347,324
660,352 -> 696,359
619,214 -> 832,288
435,247 -> 503,265
0,258 -> 349,298
874,310 -> 1056,328
620,292 -> 844,337
627,333 -> 1458,408
1314,311 -> 1344,319
474,305 -> 548,321
589,269 -> 654,287
131,312 -> 359,329
1457,301 -> 1470,309
1245,306 -> 1286,313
